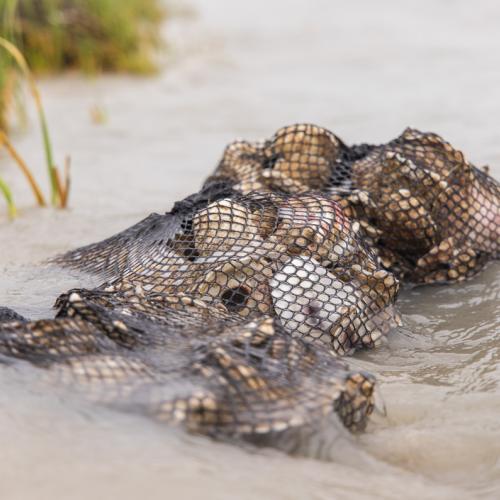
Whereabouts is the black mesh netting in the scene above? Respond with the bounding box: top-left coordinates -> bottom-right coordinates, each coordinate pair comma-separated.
0,123 -> 498,444
207,124 -> 499,283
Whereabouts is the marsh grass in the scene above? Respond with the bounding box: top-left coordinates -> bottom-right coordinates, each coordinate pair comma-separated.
4,0 -> 165,74
0,0 -> 22,130
0,0 -> 165,217
0,37 -> 69,214
0,37 -> 60,204
1,0 -> 166,129
0,0 -> 165,128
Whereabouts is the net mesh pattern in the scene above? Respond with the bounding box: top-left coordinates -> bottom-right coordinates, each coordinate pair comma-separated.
54,189 -> 401,354
207,124 -> 499,283
0,122 -> 498,443
0,293 -> 375,436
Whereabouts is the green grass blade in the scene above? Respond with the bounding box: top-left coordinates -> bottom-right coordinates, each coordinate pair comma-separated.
0,37 -> 59,206
0,174 -> 17,218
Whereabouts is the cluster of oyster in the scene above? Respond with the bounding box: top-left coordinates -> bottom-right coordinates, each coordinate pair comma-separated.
0,293 -> 377,436
213,124 -> 346,194
209,124 -> 500,284
333,128 -> 500,282
106,191 -> 400,356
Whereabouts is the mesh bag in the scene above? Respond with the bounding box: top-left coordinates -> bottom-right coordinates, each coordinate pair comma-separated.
0,122 -> 498,444
0,291 -> 376,437
0,183 -> 394,441
55,187 -> 401,354
207,124 -> 499,283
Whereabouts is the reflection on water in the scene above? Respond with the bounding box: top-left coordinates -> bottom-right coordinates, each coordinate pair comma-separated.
0,0 -> 499,498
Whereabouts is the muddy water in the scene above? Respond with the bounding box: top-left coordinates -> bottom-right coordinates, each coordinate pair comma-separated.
1,0 -> 499,498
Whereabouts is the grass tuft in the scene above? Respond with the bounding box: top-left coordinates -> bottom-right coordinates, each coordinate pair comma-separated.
5,0 -> 166,75
0,0 -> 166,217
0,36 -> 58,205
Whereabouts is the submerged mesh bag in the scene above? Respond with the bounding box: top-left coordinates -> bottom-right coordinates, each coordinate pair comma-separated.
0,123 -> 498,444
0,286 -> 377,438
0,183 -> 393,441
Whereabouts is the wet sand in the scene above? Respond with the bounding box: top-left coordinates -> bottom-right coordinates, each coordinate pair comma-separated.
0,1 -> 499,498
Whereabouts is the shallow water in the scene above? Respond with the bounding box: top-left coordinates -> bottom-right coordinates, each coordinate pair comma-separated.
1,0 -> 499,498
